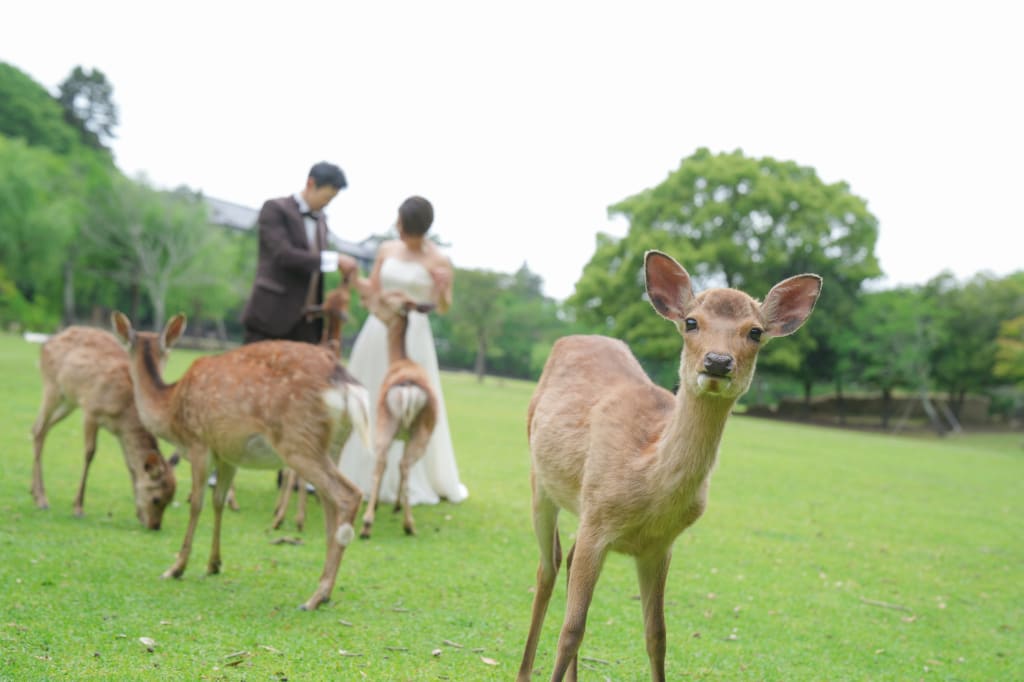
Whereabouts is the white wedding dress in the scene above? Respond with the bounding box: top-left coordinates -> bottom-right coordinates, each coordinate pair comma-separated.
338,258 -> 469,506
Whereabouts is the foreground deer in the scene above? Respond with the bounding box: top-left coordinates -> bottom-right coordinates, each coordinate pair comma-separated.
517,251 -> 821,681
359,290 -> 438,539
31,327 -> 176,530
273,277 -> 354,532
112,311 -> 372,610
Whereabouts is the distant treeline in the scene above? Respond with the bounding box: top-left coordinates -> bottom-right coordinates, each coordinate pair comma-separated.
2,61 -> 1022,425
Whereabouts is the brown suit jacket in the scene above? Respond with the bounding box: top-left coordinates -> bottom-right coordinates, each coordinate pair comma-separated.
240,196 -> 329,337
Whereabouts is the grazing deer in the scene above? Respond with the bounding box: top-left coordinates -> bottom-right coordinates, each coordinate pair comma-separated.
359,289 -> 438,539
111,311 -> 372,611
30,326 -> 176,530
517,251 -> 822,681
273,276 -> 354,532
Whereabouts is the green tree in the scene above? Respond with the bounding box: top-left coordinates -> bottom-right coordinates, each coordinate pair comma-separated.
570,147 -> 881,391
0,136 -> 79,324
443,268 -> 506,381
57,66 -> 118,152
77,177 -> 221,328
836,288 -> 935,428
928,271 -> 1024,418
994,316 -> 1024,387
0,62 -> 79,154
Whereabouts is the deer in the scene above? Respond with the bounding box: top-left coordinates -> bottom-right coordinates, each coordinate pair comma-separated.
273,276 -> 354,532
111,311 -> 372,611
516,251 -> 822,681
358,289 -> 438,539
30,326 -> 177,530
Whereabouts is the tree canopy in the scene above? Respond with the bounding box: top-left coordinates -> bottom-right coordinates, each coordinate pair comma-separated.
570,147 -> 882,388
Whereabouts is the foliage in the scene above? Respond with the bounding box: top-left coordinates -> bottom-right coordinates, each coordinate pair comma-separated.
0,136 -> 79,315
0,267 -> 59,332
56,65 -> 118,152
77,177 -> 228,328
835,287 -> 937,426
928,271 -> 1024,413
436,264 -> 573,380
2,334 -> 1023,680
0,62 -> 79,154
570,147 -> 882,389
994,315 -> 1024,388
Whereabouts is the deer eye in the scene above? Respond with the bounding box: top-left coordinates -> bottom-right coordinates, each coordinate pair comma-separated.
152,497 -> 161,505
749,327 -> 763,342
684,318 -> 698,332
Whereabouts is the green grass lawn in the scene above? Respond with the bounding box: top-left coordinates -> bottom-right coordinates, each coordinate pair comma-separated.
1,331 -> 1021,681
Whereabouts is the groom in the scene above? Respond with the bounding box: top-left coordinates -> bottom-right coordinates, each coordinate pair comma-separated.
241,161 -> 359,344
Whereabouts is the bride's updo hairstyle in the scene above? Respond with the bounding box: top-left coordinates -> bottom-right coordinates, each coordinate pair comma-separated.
398,196 -> 434,237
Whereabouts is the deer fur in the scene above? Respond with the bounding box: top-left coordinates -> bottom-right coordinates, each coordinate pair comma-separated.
111,311 -> 372,611
359,289 -> 438,539
273,276 -> 354,532
30,326 -> 176,530
516,251 -> 822,681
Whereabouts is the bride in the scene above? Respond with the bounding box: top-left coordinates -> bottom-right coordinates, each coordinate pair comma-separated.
339,196 -> 469,506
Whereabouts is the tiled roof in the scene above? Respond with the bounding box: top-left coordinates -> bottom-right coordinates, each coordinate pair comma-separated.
204,196 -> 376,264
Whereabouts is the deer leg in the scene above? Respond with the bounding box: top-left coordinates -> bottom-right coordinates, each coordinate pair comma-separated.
565,541 -> 578,682
516,486 -> 562,682
163,445 -> 208,579
636,550 -> 672,682
398,423 -> 432,536
551,526 -> 608,681
295,475 -> 309,532
30,387 -> 72,509
72,417 -> 99,517
207,458 -> 238,575
360,415 -> 400,539
294,453 -> 363,610
272,468 -> 296,529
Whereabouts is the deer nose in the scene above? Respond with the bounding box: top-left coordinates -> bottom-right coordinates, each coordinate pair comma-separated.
703,352 -> 734,377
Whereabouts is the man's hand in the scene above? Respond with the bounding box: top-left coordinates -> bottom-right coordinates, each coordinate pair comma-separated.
338,253 -> 359,278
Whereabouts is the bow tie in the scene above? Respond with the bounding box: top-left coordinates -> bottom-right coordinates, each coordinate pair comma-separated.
302,210 -> 319,220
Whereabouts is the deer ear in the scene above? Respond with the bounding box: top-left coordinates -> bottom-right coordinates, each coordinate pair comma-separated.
143,452 -> 163,478
644,250 -> 695,322
762,274 -> 822,337
161,313 -> 187,351
111,311 -> 135,345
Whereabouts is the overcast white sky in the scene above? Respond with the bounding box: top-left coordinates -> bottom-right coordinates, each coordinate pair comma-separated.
3,1 -> 1021,300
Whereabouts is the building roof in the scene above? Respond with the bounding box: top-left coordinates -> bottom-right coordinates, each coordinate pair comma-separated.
203,195 -> 376,265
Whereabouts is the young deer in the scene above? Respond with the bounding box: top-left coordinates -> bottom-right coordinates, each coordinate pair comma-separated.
359,289 -> 438,539
31,326 -> 176,530
273,277 -> 354,532
517,251 -> 822,681
111,311 -> 372,611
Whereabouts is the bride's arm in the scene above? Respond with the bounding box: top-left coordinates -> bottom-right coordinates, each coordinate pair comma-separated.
357,241 -> 396,302
430,256 -> 454,314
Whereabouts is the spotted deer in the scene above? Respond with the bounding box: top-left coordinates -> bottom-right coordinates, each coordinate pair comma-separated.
30,326 -> 176,529
358,289 -> 438,539
112,311 -> 371,611
273,276 -> 355,532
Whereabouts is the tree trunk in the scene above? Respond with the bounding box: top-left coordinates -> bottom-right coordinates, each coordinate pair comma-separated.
834,376 -> 846,426
474,334 -> 487,383
62,259 -> 76,326
129,283 -> 140,324
802,380 -> 813,420
881,387 -> 892,429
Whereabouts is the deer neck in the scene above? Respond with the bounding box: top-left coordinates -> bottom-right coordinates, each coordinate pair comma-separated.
386,315 -> 411,365
128,337 -> 178,439
652,390 -> 736,492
